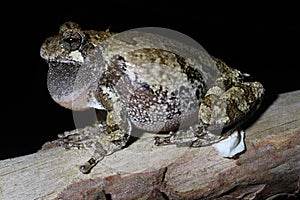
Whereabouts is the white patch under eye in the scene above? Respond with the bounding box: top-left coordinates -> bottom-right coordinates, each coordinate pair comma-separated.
69,50 -> 84,62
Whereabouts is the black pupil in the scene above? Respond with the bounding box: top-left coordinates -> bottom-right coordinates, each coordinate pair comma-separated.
66,37 -> 78,44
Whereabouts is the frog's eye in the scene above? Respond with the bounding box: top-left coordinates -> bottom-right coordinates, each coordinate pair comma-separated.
62,30 -> 82,51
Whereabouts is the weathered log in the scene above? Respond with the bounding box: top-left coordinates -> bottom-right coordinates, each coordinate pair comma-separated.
0,90 -> 299,200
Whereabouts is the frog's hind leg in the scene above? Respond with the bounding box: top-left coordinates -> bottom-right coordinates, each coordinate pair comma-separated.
154,125 -> 245,158
154,81 -> 263,157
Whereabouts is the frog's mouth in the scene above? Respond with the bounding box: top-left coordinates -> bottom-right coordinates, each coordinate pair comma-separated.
47,61 -> 94,111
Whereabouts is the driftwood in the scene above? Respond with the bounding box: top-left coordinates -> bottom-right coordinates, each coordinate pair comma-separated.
0,90 -> 299,200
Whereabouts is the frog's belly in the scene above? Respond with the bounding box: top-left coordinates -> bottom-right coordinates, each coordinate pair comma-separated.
118,58 -> 204,132
129,108 -> 199,132
125,88 -> 199,132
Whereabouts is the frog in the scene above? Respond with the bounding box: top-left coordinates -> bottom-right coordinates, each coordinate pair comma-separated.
40,21 -> 264,174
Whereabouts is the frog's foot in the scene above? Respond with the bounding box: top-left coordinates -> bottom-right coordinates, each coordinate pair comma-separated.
212,129 -> 245,158
57,123 -> 127,174
154,128 -> 197,147
57,124 -> 113,174
153,135 -> 170,146
57,124 -> 105,150
154,127 -> 246,158
154,126 -> 221,147
58,130 -> 86,149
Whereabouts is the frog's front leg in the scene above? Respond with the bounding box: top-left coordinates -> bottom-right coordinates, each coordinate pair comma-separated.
59,103 -> 131,174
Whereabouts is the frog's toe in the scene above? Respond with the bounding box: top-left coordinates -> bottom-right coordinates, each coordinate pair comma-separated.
154,135 -> 171,146
58,138 -> 85,150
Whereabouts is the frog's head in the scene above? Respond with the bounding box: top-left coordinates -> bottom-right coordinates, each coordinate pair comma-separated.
40,22 -> 112,111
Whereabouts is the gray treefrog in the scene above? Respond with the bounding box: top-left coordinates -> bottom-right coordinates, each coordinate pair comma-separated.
40,22 -> 264,173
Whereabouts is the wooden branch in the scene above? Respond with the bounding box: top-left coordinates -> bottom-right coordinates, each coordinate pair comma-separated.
1,90 -> 299,200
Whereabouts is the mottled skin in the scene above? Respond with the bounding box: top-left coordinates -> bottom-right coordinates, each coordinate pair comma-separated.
40,22 -> 264,173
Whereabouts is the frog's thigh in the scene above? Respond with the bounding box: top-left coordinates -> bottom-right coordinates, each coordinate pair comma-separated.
154,82 -> 263,148
201,81 -> 264,128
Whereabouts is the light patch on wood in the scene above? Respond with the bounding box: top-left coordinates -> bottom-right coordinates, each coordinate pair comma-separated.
213,130 -> 245,157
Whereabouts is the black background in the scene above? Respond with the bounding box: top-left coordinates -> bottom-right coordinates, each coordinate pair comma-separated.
1,2 -> 299,160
